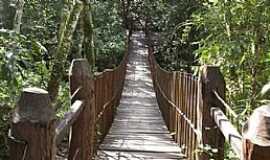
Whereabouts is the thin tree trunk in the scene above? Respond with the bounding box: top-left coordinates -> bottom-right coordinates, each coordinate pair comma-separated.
2,0 -> 16,30
222,0 -> 231,40
0,1 -> 4,28
13,0 -> 25,33
250,7 -> 264,110
120,0 -> 129,29
251,28 -> 263,110
75,14 -> 85,58
82,0 -> 95,69
47,0 -> 83,102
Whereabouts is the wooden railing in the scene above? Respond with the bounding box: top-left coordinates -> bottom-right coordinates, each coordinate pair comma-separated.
8,36 -> 130,160
94,49 -> 128,141
200,66 -> 270,160
148,42 -> 270,160
148,47 -> 200,160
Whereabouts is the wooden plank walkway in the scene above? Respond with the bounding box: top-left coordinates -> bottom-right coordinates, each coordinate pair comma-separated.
96,32 -> 184,160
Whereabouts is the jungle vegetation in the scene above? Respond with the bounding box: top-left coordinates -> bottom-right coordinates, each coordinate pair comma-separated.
1,0 -> 270,159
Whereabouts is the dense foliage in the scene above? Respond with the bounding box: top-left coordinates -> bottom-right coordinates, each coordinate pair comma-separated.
143,0 -> 270,118
193,0 -> 270,114
0,0 -> 126,158
142,0 -> 270,159
143,0 -> 202,71
93,1 -> 126,71
1,0 -> 270,159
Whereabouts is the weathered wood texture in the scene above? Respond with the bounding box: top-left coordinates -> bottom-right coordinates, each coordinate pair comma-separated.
200,66 -> 270,160
210,97 -> 270,160
68,59 -> 94,160
67,47 -> 128,159
10,33 -> 129,160
9,88 -> 56,160
148,35 -> 200,159
60,32 -> 129,160
55,100 -> 84,145
94,40 -> 128,145
9,31 -> 270,160
211,107 -> 242,157
199,66 -> 225,160
96,32 -> 184,159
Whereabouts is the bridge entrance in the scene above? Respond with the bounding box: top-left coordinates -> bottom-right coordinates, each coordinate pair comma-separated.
96,32 -> 184,159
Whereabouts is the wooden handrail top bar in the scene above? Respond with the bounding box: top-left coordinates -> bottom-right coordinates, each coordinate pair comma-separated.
95,89 -> 121,124
155,77 -> 201,136
70,87 -> 82,102
9,32 -> 130,159
150,56 -> 198,80
94,56 -> 127,78
55,100 -> 84,144
211,107 -> 242,158
212,90 -> 238,119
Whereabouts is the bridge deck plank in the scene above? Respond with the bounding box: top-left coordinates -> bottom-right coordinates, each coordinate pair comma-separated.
96,32 -> 185,160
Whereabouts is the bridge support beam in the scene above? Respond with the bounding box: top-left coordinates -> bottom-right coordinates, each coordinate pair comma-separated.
199,66 -> 225,160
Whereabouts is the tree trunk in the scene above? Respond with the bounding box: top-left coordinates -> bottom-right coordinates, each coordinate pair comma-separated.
47,0 -> 83,102
2,0 -> 13,29
250,24 -> 263,110
82,0 -> 95,69
0,0 -> 24,32
75,14 -> 85,59
13,0 -> 25,33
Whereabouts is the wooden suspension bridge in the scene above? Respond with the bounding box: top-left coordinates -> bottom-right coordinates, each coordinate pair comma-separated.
8,31 -> 270,160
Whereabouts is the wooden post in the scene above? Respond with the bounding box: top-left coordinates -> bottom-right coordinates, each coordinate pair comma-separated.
242,104 -> 270,160
68,59 -> 95,160
199,66 -> 225,160
104,71 -> 110,133
9,88 -> 56,160
170,72 -> 177,140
